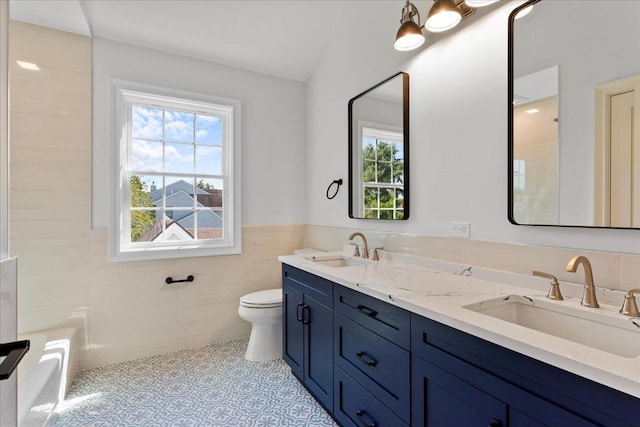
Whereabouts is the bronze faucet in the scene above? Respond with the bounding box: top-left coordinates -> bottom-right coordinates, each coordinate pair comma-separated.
349,232 -> 369,259
566,256 -> 599,308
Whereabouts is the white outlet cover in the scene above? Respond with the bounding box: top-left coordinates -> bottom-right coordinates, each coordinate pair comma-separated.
449,221 -> 470,238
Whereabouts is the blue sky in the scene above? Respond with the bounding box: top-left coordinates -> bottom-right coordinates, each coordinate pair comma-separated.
131,105 -> 223,179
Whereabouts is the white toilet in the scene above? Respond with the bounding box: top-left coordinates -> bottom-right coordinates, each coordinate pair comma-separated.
238,288 -> 283,361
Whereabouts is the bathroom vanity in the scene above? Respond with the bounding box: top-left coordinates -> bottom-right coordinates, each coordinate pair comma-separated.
279,252 -> 639,427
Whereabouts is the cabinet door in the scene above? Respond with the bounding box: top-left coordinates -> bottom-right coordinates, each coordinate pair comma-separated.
412,355 -> 507,427
282,282 -> 304,380
303,294 -> 333,411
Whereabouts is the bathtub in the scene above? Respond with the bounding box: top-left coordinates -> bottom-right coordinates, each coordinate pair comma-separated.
17,327 -> 77,427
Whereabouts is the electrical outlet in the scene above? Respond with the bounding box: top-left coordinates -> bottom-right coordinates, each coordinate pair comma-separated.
449,221 -> 470,238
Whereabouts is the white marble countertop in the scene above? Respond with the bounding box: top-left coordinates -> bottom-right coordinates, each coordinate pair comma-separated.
279,249 -> 640,398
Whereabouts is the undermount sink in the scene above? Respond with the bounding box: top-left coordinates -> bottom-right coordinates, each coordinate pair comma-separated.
312,257 -> 370,268
464,295 -> 640,358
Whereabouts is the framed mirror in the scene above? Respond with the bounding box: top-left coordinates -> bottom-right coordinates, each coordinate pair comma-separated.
349,72 -> 409,220
508,0 -> 640,228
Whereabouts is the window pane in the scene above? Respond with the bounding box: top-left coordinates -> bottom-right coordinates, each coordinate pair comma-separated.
395,210 -> 404,220
132,140 -> 163,172
364,187 -> 378,209
196,146 -> 222,175
393,161 -> 404,184
130,175 -> 158,208
377,161 -> 392,183
380,188 -> 394,207
376,140 -> 393,161
164,110 -> 194,142
379,210 -> 392,219
363,160 -> 376,183
196,178 -> 223,208
164,143 -> 194,173
363,137 -> 376,161
132,106 -> 163,140
130,211 -> 161,243
394,141 -> 404,161
396,188 -> 404,208
364,209 -> 378,219
195,209 -> 224,240
164,176 -> 195,207
165,208 -> 196,235
195,115 -> 222,145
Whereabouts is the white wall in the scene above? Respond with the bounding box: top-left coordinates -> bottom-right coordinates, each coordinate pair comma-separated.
92,37 -> 306,229
306,1 -> 640,254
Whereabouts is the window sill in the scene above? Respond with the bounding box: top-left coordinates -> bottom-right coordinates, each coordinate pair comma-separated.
110,243 -> 242,262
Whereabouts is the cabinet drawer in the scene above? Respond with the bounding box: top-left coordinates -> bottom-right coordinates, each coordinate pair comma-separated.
334,285 -> 410,349
334,367 -> 409,427
334,313 -> 410,422
282,264 -> 333,308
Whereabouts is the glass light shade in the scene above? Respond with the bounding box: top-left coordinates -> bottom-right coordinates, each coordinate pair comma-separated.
464,0 -> 498,7
394,20 -> 425,51
425,0 -> 462,33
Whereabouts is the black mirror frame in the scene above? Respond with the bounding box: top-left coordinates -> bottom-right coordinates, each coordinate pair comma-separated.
508,0 -> 640,230
348,72 -> 410,220
508,0 -> 539,226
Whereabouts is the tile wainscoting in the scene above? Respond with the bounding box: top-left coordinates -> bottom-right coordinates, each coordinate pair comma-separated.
16,224 -> 304,370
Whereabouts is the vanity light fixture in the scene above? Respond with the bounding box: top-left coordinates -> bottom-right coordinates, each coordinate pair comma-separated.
394,1 -> 426,51
395,0 -> 499,51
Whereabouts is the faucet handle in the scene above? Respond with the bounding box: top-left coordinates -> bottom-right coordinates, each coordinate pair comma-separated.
620,288 -> 640,317
532,270 -> 564,300
372,246 -> 384,261
350,243 -> 360,257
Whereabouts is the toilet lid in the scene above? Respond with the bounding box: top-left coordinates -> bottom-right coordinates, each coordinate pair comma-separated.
240,289 -> 282,308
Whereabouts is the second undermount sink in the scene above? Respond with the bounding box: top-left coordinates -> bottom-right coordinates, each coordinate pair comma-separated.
464,295 -> 640,358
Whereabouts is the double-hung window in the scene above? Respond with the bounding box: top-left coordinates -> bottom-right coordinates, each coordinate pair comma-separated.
361,126 -> 405,219
112,81 -> 241,261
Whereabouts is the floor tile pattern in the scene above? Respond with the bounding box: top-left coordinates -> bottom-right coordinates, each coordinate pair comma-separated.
54,339 -> 338,426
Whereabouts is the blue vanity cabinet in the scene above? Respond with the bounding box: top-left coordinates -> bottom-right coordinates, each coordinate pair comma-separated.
411,314 -> 632,427
412,352 -> 507,426
281,265 -> 638,426
282,264 -> 334,412
333,286 -> 411,426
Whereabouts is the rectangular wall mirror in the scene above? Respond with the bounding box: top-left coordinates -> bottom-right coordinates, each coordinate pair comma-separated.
349,72 -> 409,220
509,0 -> 640,228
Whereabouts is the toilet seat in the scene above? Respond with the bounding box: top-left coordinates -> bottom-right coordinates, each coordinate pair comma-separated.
240,289 -> 282,309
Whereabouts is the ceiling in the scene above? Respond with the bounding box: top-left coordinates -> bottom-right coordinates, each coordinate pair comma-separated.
9,0 -> 402,82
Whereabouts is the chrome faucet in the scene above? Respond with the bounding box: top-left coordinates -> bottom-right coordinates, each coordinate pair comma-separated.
349,232 -> 369,259
565,256 -> 599,308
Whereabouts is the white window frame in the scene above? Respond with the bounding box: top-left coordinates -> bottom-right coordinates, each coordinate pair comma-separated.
358,122 -> 404,220
111,80 -> 241,261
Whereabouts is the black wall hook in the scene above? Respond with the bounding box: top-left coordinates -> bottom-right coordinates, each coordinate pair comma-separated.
165,275 -> 195,285
326,179 -> 343,200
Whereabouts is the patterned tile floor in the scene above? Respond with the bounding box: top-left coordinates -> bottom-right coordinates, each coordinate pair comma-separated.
54,339 -> 338,426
